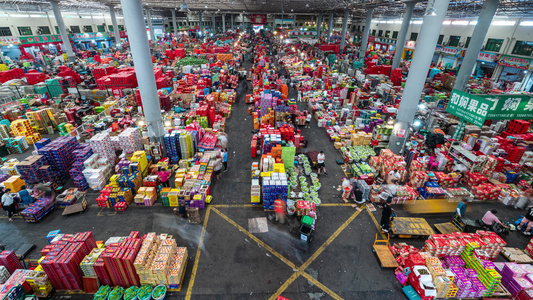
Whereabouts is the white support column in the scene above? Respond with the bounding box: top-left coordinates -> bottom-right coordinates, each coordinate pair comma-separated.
108,4 -> 122,49
316,13 -> 322,39
454,0 -> 499,91
391,1 -> 417,71
222,14 -> 226,32
199,11 -> 203,37
212,14 -> 216,35
50,0 -> 75,62
327,11 -> 334,43
231,14 -> 234,30
172,9 -> 178,37
146,9 -> 155,43
359,6 -> 375,59
340,10 -> 349,55
388,0 -> 452,154
120,0 -> 164,144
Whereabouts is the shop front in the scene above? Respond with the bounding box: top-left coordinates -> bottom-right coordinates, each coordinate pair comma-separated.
373,37 -> 396,55
0,37 -> 22,60
475,51 -> 498,78
437,46 -> 460,69
18,34 -> 67,63
73,32 -> 112,51
402,40 -> 416,61
497,54 -> 531,83
109,31 -> 128,46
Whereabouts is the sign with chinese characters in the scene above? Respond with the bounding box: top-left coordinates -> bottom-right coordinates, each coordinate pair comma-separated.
440,46 -> 458,56
446,89 -> 492,127
404,41 -> 416,49
480,94 -> 533,120
19,35 -> 62,45
0,37 -> 20,46
73,32 -> 110,41
477,51 -> 498,63
497,55 -> 531,70
250,14 -> 267,24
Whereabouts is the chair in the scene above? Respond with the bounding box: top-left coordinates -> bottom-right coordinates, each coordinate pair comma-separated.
428,156 -> 439,171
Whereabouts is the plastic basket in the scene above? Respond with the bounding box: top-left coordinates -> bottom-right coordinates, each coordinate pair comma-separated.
151,285 -> 167,300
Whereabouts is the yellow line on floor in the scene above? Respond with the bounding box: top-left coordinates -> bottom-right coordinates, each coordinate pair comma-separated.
269,209 -> 362,300
319,203 -> 354,207
301,272 -> 343,300
210,204 -> 256,208
299,209 -> 362,271
211,207 -> 297,270
268,272 -> 300,300
185,206 -> 212,300
366,205 -> 387,239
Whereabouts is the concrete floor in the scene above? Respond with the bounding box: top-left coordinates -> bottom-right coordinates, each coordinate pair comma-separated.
1,64 -> 532,300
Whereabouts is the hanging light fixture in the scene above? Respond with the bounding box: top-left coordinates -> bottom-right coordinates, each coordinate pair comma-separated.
179,2 -> 189,12
424,0 -> 437,16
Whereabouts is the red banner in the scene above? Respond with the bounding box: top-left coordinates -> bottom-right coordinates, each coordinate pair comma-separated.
250,14 -> 267,24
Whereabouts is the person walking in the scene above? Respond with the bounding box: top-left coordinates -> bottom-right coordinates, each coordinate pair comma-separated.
515,189 -> 533,210
214,154 -> 224,180
380,198 -> 393,233
157,167 -> 171,188
317,151 -> 328,176
222,149 -> 228,172
305,111 -> 312,128
455,199 -> 468,219
519,206 -> 533,235
1,189 -> 16,222
274,199 -> 287,224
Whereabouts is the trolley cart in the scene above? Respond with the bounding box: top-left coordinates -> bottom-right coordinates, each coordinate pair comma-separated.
307,151 -> 319,169
372,233 -> 398,268
62,192 -> 88,217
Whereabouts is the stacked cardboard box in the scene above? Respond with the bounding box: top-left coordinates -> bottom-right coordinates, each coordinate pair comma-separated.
0,251 -> 23,273
100,231 -> 141,288
39,232 -> 97,290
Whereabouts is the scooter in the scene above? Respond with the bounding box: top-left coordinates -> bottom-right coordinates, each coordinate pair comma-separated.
475,219 -> 510,237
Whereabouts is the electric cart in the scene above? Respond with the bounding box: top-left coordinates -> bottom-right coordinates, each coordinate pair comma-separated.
390,217 -> 434,238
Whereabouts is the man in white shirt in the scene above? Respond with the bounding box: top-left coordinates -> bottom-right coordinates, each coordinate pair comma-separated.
305,112 -> 312,128
1,189 -> 16,222
317,151 -> 327,176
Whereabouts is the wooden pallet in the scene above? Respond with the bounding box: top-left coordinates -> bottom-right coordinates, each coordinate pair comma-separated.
501,247 -> 533,264
391,217 -> 434,238
434,222 -> 460,234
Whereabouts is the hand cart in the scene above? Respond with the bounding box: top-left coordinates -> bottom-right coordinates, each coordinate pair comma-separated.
62,192 -> 88,216
372,233 -> 398,268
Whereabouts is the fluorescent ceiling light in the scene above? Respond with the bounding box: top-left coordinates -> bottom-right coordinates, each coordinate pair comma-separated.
371,20 -> 379,23
452,20 -> 469,25
92,16 -> 104,19
442,20 -> 451,25
30,14 -> 46,18
519,21 -> 533,26
11,14 -> 29,18
411,20 -> 423,24
81,16 -> 92,19
492,20 -> 515,26
394,20 -> 402,24
386,20 -> 394,24
469,20 -> 478,25
379,20 -> 387,23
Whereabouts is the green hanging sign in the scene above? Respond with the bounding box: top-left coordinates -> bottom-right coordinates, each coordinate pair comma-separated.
447,90 -> 533,128
446,89 -> 492,127
479,94 -> 533,120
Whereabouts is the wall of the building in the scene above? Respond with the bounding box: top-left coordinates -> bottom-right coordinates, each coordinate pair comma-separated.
352,17 -> 533,57
0,13 -> 126,37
